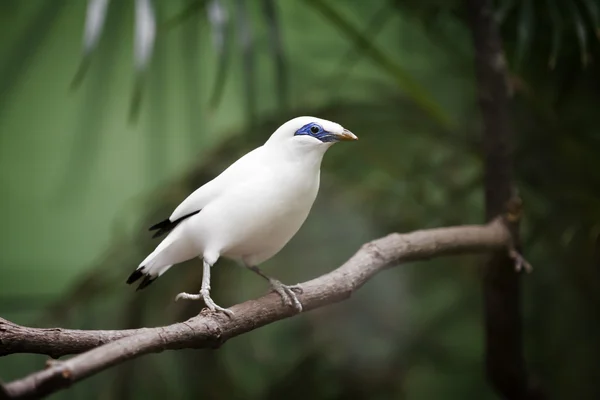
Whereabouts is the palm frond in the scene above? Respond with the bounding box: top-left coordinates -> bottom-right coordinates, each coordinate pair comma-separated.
182,1 -> 203,150
498,0 -> 600,69
323,2 -> 393,100
235,0 -> 257,124
514,0 -> 533,69
134,0 -> 156,72
0,0 -> 67,118
261,0 -> 289,110
129,0 -> 156,122
569,1 -> 590,67
547,0 -> 563,69
161,0 -> 207,31
60,0 -> 128,202
207,0 -> 232,113
72,0 -> 111,89
303,0 -> 454,129
580,0 -> 600,40
494,0 -> 516,24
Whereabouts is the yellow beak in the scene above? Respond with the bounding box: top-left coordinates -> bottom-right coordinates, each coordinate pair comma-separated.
336,129 -> 358,141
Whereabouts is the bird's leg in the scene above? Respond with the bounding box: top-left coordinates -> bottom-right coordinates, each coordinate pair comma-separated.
247,265 -> 303,312
175,259 -> 234,317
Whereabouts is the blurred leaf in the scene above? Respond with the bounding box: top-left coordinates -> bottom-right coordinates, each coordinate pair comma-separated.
129,0 -> 156,122
547,0 -> 562,69
261,0 -> 289,109
83,0 -> 111,56
0,0 -> 67,120
207,0 -> 232,112
207,0 -> 228,54
182,0 -> 204,150
235,0 -> 257,124
146,29 -> 168,183
494,0 -> 516,24
569,1 -> 590,67
129,75 -> 145,123
134,0 -> 156,72
324,2 -> 392,99
71,0 -> 111,89
61,0 -> 128,201
579,0 -> 600,40
514,0 -> 533,69
162,0 -> 206,31
568,2 -> 588,68
303,0 -> 454,129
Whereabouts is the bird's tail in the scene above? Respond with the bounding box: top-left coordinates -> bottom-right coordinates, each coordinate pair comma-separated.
126,229 -> 196,290
126,262 -> 173,291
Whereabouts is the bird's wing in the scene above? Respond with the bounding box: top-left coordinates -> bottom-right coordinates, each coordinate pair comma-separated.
149,147 -> 265,238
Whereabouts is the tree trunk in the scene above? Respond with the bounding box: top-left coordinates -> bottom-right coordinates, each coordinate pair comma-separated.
465,0 -> 545,398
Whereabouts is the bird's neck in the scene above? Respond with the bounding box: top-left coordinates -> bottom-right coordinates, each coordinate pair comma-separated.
272,141 -> 329,170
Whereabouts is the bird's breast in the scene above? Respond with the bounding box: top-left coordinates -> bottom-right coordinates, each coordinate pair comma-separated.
194,164 -> 320,262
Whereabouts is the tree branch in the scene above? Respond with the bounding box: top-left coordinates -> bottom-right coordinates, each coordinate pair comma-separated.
0,319 -> 152,359
1,220 -> 510,399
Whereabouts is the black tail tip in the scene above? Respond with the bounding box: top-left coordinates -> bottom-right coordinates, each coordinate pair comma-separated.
126,269 -> 144,285
126,268 -> 156,290
136,275 -> 156,291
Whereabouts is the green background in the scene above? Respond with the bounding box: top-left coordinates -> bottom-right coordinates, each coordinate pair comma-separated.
1,1 -> 600,399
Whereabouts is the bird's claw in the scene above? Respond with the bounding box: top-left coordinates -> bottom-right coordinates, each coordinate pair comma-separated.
175,290 -> 234,317
269,279 -> 303,312
175,292 -> 201,301
288,284 -> 304,294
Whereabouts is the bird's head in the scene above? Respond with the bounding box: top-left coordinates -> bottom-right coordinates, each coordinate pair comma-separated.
266,116 -> 358,151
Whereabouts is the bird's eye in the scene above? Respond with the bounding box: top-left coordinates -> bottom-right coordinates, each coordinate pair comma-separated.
310,125 -> 320,134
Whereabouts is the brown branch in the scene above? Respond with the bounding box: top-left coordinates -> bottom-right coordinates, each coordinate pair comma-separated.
466,0 -> 545,398
0,319 -> 152,359
1,220 -> 510,399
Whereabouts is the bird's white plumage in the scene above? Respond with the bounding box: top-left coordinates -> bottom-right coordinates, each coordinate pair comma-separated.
132,116 -> 357,313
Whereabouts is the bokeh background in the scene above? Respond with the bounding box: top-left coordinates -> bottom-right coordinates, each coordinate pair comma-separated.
1,0 -> 600,399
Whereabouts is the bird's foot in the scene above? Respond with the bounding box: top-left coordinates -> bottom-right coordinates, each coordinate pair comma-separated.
175,290 -> 234,317
509,248 -> 533,273
269,279 -> 303,312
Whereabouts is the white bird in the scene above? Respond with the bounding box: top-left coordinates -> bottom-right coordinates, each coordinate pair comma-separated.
126,116 -> 358,316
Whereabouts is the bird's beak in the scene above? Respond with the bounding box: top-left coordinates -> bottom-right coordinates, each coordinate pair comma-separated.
335,129 -> 358,141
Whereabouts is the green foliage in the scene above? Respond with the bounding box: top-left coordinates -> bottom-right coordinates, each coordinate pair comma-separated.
499,0 -> 600,69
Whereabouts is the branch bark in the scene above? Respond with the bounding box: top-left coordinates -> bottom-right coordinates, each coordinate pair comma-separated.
466,0 -> 545,398
1,220 -> 510,399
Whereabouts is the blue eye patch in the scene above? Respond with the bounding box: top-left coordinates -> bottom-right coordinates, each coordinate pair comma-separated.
294,123 -> 338,143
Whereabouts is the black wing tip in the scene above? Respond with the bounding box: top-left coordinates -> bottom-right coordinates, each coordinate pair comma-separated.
149,218 -> 171,232
148,218 -> 173,239
148,211 -> 201,239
